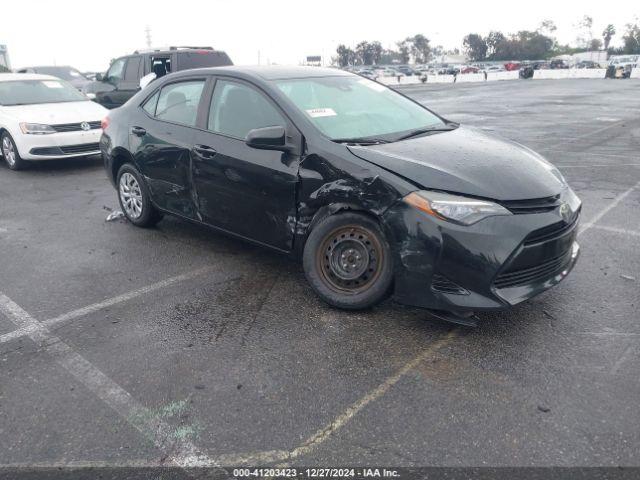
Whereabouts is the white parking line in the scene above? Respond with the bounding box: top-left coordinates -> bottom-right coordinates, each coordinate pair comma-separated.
578,181 -> 640,236
0,267 -> 212,345
0,293 -> 220,469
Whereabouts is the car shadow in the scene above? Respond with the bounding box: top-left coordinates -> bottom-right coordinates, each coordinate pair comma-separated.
0,155 -> 103,173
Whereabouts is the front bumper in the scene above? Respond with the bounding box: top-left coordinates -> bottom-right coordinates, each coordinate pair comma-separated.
383,189 -> 582,312
16,129 -> 102,160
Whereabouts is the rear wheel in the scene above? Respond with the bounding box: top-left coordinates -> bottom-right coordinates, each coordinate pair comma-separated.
1,132 -> 26,170
303,212 -> 393,310
116,164 -> 163,227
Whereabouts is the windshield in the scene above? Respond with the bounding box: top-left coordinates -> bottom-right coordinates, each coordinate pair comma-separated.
275,76 -> 445,141
34,67 -> 87,81
0,80 -> 88,106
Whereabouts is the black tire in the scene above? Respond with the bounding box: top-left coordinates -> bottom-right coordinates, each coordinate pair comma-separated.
1,132 -> 27,171
303,212 -> 394,310
116,163 -> 163,227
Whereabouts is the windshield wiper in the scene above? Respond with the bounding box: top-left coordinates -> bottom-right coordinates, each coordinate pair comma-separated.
395,124 -> 457,141
333,137 -> 390,145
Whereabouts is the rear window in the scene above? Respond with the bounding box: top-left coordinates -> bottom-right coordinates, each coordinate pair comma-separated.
176,51 -> 233,70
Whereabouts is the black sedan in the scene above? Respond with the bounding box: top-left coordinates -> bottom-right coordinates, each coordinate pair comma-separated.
100,66 -> 581,316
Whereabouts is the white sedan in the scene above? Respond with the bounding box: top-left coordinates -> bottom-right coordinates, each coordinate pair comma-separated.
0,73 -> 108,170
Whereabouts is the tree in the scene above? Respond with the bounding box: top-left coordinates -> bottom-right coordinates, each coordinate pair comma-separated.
463,33 -> 488,61
621,20 -> 640,54
336,44 -> 356,67
406,34 -> 431,63
355,41 -> 372,65
575,15 -> 594,48
396,40 -> 410,63
602,24 -> 616,50
538,20 -> 557,36
590,38 -> 603,50
486,31 -> 506,58
369,41 -> 383,65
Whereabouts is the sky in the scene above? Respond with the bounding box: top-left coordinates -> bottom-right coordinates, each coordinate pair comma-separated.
3,0 -> 638,71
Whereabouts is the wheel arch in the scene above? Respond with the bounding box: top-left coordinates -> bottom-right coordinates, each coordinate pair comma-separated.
109,147 -> 137,184
294,202 -> 390,259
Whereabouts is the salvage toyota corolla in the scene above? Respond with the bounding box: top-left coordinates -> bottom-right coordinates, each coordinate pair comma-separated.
100,66 -> 581,316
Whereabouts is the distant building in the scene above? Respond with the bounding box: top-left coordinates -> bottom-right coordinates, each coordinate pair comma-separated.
430,54 -> 467,65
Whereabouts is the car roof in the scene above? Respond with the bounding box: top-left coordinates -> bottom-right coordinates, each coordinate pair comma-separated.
0,73 -> 60,82
170,65 -> 353,81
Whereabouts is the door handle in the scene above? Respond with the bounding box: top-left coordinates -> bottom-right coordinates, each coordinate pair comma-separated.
193,144 -> 217,159
131,126 -> 146,136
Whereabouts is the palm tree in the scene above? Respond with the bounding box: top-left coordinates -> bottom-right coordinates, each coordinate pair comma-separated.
602,24 -> 616,50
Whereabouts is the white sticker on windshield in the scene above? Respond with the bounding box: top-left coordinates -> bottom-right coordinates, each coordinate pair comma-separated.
306,108 -> 337,118
358,79 -> 386,91
43,81 -> 63,88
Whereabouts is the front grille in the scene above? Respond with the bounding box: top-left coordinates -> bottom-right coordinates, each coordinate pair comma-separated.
60,143 -> 100,154
431,274 -> 469,295
494,250 -> 572,288
51,121 -> 101,132
500,194 -> 562,214
525,208 -> 580,245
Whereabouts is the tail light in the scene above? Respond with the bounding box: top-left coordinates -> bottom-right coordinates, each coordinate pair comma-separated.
101,116 -> 110,130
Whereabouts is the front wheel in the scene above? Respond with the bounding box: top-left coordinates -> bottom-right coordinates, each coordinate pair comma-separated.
1,132 -> 26,170
303,212 -> 394,310
116,164 -> 163,227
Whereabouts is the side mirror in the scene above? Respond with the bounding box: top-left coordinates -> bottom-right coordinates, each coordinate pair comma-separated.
245,126 -> 288,151
96,73 -> 104,82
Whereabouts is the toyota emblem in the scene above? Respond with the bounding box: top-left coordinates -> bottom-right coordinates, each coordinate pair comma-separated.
80,121 -> 91,131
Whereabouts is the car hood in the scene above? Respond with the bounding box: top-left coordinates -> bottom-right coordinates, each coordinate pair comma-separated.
347,126 -> 564,201
3,101 -> 108,124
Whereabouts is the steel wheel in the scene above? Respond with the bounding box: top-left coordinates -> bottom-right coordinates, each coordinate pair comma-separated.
316,225 -> 384,294
2,136 -> 16,167
119,172 -> 143,219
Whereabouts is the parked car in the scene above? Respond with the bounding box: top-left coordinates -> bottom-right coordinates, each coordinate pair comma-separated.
483,65 -> 506,73
395,65 -> 415,76
379,68 -> 405,77
576,60 -> 601,69
0,74 -> 108,170
460,66 -> 480,74
82,46 -> 233,109
101,66 -> 581,317
15,66 -> 91,90
357,69 -> 375,79
550,59 -> 570,69
606,56 -> 638,78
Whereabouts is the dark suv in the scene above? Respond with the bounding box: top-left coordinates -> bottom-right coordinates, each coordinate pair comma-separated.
83,47 -> 233,109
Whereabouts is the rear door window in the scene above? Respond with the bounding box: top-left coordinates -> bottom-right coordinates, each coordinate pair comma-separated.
155,80 -> 205,126
142,90 -> 159,116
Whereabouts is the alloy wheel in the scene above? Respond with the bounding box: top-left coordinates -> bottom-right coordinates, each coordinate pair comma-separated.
119,172 -> 144,219
2,137 -> 16,167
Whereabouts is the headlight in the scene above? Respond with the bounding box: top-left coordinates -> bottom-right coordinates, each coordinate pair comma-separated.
85,92 -> 96,100
19,123 -> 56,135
403,191 -> 512,226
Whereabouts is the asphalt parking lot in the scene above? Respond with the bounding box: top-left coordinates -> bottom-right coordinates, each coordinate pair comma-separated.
1,79 -> 639,468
